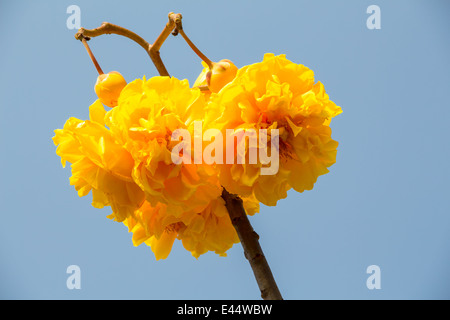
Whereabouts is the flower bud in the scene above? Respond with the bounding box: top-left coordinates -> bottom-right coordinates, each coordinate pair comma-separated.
207,60 -> 238,93
194,59 -> 238,93
94,71 -> 127,108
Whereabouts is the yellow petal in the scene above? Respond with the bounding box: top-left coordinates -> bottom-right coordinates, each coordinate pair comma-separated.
89,100 -> 106,125
147,230 -> 177,260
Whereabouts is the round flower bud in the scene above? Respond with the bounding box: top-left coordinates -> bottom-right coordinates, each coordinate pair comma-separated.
206,59 -> 238,93
94,71 -> 127,108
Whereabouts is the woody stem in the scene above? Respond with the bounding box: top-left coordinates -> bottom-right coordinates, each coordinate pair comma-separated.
74,13 -> 182,76
172,17 -> 214,69
178,29 -> 214,69
80,37 -> 104,75
221,188 -> 283,300
149,12 -> 182,76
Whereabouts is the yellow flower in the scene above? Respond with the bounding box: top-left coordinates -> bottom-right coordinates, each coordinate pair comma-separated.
206,53 -> 342,206
106,76 -> 223,216
53,58 -> 340,258
102,75 -> 263,258
54,75 -> 262,259
123,201 -> 180,260
52,100 -> 145,221
124,195 -> 259,259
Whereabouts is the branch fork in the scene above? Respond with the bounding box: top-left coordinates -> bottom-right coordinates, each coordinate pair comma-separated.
74,12 -> 212,77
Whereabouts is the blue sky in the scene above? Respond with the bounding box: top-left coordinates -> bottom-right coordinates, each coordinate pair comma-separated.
1,0 -> 449,299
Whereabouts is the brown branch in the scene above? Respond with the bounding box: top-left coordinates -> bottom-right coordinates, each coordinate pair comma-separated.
172,15 -> 214,69
75,22 -> 151,52
152,12 -> 180,52
74,14 -> 182,77
148,12 -> 182,76
221,188 -> 283,300
178,31 -> 213,69
80,37 -> 104,75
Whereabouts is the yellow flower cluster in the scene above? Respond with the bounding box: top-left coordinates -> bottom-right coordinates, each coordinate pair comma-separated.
53,53 -> 340,259
206,53 -> 342,205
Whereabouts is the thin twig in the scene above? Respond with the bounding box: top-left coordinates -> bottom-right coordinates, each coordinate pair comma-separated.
221,188 -> 283,300
177,27 -> 213,69
148,12 -> 182,76
152,12 -> 180,52
80,37 -> 104,75
74,14 -> 182,77
75,22 -> 151,52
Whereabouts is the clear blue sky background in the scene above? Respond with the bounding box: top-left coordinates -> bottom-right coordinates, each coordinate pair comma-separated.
1,0 -> 449,300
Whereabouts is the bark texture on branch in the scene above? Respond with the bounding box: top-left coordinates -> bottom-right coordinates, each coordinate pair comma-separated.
221,188 -> 283,300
